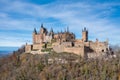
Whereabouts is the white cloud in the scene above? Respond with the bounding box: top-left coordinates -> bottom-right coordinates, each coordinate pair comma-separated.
0,0 -> 120,46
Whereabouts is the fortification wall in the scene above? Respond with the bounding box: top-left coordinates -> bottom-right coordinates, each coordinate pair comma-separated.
25,45 -> 32,53
64,47 -> 85,57
33,44 -> 42,50
53,44 -> 85,57
52,42 -> 60,47
87,52 -> 106,58
61,42 -> 72,47
74,42 -> 84,47
96,44 -> 108,52
53,45 -> 64,53
88,41 -> 108,53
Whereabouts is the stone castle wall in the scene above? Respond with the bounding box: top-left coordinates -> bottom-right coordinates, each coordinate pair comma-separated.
53,45 -> 64,53
61,42 -> 72,47
33,44 -> 42,50
64,47 -> 85,57
53,43 -> 85,57
25,45 -> 32,53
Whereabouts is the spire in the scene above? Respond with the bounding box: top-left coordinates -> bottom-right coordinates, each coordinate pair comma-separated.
41,23 -> 43,28
84,27 -> 86,31
33,28 -> 37,34
106,38 -> 109,44
64,28 -> 66,32
67,26 -> 69,32
66,27 -> 69,32
40,23 -> 44,33
50,27 -> 53,32
49,27 -> 54,36
57,31 -> 59,34
82,27 -> 88,32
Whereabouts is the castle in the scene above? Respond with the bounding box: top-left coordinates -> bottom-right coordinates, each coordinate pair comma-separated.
25,24 -> 110,58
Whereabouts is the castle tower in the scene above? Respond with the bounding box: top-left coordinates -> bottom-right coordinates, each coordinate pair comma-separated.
33,28 -> 37,44
64,28 -> 66,33
67,26 -> 69,32
49,27 -> 54,39
40,24 -> 44,34
50,27 -> 53,33
82,27 -> 88,42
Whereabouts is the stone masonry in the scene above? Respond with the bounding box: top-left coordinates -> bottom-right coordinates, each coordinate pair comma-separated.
25,24 -> 111,58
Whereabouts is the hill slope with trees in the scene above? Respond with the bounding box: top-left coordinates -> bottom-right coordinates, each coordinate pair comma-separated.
0,46 -> 120,80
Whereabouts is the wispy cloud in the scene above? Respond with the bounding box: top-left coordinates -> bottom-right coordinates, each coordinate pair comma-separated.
0,0 -> 120,46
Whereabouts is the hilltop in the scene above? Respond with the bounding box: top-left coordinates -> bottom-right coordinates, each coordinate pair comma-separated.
0,47 -> 120,80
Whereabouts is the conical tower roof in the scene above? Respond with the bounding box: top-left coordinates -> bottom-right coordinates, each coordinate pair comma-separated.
33,28 -> 37,34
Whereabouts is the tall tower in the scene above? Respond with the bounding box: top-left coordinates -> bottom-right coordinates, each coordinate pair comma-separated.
33,28 -> 37,44
49,27 -> 54,39
82,27 -> 88,42
40,24 -> 44,34
67,26 -> 69,32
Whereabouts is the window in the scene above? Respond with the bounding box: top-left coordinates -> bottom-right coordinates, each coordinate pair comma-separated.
72,42 -> 74,47
102,49 -> 104,52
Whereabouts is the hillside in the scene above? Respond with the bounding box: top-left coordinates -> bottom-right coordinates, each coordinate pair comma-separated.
0,49 -> 120,80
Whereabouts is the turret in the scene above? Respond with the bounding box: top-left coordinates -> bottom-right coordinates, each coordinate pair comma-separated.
33,28 -> 37,34
82,27 -> 88,42
67,26 -> 69,32
50,27 -> 53,33
41,23 -> 43,28
40,24 -> 44,34
33,28 -> 37,44
49,27 -> 54,39
64,28 -> 66,33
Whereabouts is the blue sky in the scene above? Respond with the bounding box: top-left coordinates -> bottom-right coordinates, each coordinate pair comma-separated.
0,0 -> 120,47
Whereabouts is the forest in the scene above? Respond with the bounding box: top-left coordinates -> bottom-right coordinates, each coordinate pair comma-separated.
0,46 -> 120,80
